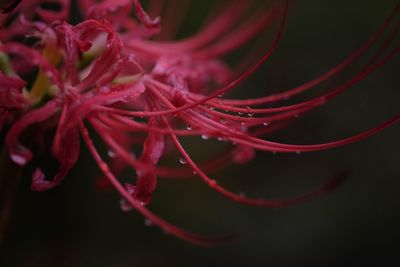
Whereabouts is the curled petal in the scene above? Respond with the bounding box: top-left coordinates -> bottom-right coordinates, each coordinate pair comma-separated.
131,0 -> 161,29
0,72 -> 26,110
135,118 -> 165,204
31,166 -> 70,192
6,100 -> 58,166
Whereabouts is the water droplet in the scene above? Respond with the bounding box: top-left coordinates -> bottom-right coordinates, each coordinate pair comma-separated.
217,93 -> 224,98
192,171 -> 197,175
119,199 -> 132,212
219,118 -> 226,124
263,122 -> 270,126
10,154 -> 28,166
107,150 -> 116,158
201,134 -> 209,140
186,124 -> 192,131
179,157 -> 187,165
246,107 -> 254,117
144,219 -> 153,226
10,145 -> 32,166
99,85 -> 111,94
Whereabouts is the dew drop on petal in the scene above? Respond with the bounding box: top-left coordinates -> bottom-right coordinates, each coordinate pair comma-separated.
99,85 -> 111,94
186,124 -> 192,131
10,154 -> 28,166
263,122 -> 270,126
10,146 -> 32,166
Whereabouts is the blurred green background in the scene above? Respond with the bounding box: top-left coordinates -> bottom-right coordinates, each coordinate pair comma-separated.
1,0 -> 399,266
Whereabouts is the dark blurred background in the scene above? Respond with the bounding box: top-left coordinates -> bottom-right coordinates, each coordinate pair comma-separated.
1,0 -> 399,266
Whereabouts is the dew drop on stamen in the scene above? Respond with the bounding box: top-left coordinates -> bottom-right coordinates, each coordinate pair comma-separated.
144,219 -> 153,227
179,157 -> 187,165
201,134 -> 209,140
107,150 -> 116,158
119,199 -> 132,212
246,107 -> 254,117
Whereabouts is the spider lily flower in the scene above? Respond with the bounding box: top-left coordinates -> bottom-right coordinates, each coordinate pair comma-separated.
0,0 -> 399,245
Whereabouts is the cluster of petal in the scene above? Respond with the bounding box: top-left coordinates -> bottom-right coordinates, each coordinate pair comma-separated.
0,0 -> 399,244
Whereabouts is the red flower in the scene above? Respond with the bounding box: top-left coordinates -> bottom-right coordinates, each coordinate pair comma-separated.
0,0 -> 399,244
